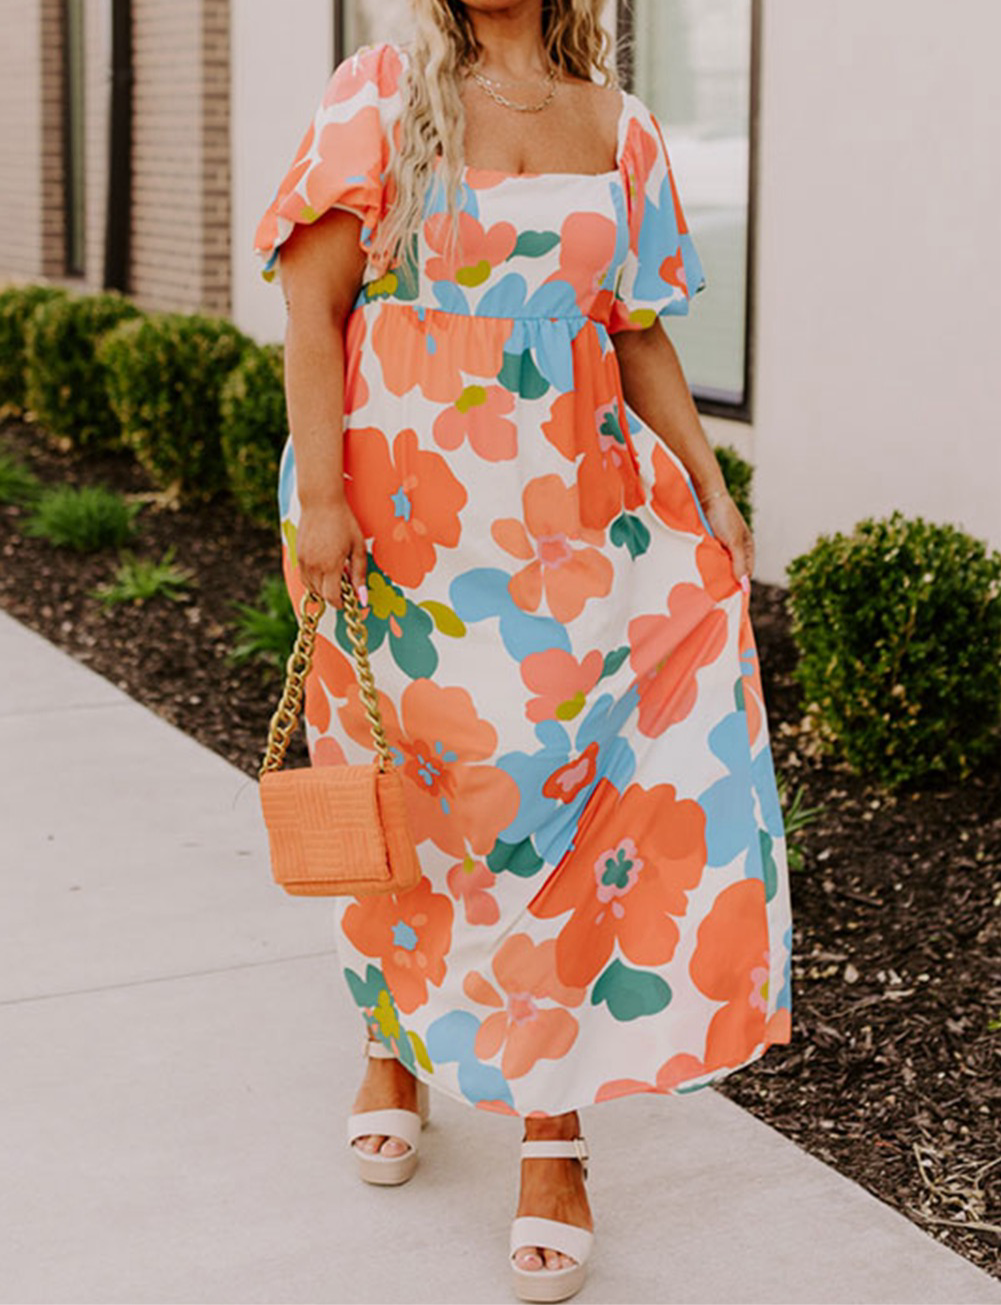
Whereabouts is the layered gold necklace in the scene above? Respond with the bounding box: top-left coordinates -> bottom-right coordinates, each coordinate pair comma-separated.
469,62 -> 559,113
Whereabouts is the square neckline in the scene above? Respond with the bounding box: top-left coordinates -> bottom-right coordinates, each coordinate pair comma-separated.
457,87 -> 633,182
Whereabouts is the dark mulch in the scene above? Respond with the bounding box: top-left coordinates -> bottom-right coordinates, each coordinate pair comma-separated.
2,416 -> 999,1279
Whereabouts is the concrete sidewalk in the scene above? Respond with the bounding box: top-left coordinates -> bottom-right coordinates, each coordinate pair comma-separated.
1,606 -> 998,1305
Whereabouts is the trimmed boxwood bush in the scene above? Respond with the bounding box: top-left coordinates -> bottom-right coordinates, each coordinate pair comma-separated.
786,511 -> 1001,790
715,443 -> 753,527
219,342 -> 288,526
98,312 -> 251,501
0,284 -> 69,416
24,290 -> 140,449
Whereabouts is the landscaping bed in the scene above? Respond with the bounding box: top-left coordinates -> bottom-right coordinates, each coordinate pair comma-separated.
1,415 -> 998,1279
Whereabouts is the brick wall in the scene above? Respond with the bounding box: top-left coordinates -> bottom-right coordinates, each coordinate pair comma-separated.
201,0 -> 231,315
132,0 -> 231,314
0,0 -> 231,307
0,1 -> 53,281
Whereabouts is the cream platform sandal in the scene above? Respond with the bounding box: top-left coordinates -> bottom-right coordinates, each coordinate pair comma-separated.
347,1039 -> 430,1186
510,1137 -> 594,1303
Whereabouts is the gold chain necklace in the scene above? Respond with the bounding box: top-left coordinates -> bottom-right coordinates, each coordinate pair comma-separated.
470,65 -> 559,113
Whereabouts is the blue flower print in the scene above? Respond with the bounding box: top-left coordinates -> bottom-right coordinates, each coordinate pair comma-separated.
425,1010 -> 514,1108
496,685 -> 638,867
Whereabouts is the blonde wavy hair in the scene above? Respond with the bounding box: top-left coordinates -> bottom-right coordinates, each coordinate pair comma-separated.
368,0 -> 618,273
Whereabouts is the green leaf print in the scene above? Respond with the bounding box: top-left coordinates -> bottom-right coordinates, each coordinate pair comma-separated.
498,349 -> 549,400
609,511 -> 652,560
335,561 -> 438,680
408,1030 -> 433,1074
600,645 -> 630,680
591,959 -> 672,1021
759,828 -> 778,903
508,231 -> 561,260
418,599 -> 467,637
486,835 -> 544,879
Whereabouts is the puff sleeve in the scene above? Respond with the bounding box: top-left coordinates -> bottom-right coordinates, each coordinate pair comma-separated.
609,96 -> 707,331
252,41 -> 406,283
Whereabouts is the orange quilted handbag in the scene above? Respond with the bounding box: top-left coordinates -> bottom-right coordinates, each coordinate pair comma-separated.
258,574 -> 421,897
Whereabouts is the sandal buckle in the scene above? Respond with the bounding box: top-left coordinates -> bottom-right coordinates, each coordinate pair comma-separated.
574,1136 -> 589,1178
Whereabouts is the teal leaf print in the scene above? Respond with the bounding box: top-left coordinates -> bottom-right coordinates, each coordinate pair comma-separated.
599,409 -> 627,445
759,828 -> 778,903
509,231 -> 561,260
335,560 -> 438,680
344,964 -> 418,1072
610,511 -> 652,560
498,349 -> 550,400
591,959 -> 672,1022
486,835 -> 544,879
600,645 -> 630,680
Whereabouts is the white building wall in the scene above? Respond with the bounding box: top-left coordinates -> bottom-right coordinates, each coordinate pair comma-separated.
745,0 -> 1001,582
231,0 -> 333,342
230,0 -> 1001,585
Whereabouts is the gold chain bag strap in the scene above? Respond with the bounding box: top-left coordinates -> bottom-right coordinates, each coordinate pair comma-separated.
258,573 -> 421,897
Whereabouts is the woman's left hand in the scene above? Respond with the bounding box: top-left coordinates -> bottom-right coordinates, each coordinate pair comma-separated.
704,493 -> 754,590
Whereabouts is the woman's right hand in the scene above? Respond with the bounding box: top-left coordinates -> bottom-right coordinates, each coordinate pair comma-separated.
296,496 -> 368,610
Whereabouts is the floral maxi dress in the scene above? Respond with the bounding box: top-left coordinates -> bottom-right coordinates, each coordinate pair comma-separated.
253,40 -> 793,1117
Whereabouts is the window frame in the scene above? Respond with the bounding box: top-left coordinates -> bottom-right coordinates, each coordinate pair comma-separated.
617,0 -> 760,424
61,0 -> 87,278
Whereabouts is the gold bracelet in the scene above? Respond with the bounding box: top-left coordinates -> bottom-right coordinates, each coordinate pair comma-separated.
698,487 -> 730,507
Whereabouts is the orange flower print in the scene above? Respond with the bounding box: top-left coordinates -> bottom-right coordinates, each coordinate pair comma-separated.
322,42 -> 402,104
254,125 -> 313,257
543,741 -> 600,804
620,117 -> 661,248
307,111 -> 386,223
542,327 -> 644,529
372,305 -> 512,404
305,632 -> 356,734
463,935 -> 585,1079
433,384 -> 517,462
689,878 -> 790,1071
312,736 -> 347,766
447,853 -> 500,927
627,582 -> 728,737
491,474 -> 614,623
343,309 -> 369,415
530,776 -> 707,988
738,599 -> 765,746
649,444 -> 737,602
424,212 -> 517,287
520,647 -> 605,724
343,426 -> 467,588
343,876 -> 454,1015
551,212 -> 619,317
338,678 -> 521,858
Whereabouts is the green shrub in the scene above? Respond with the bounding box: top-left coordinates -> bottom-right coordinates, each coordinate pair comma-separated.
0,284 -> 69,415
219,342 -> 287,526
24,484 -> 139,553
714,443 -> 753,527
98,312 -> 251,501
0,449 -> 43,506
786,511 -> 1001,789
228,575 -> 297,669
24,291 -> 140,449
93,546 -> 196,607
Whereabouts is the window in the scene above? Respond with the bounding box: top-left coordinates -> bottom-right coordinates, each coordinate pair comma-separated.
619,0 -> 757,419
333,0 -> 412,65
62,0 -> 86,277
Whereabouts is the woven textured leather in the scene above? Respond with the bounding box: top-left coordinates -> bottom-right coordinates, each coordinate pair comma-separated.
260,759 -> 421,897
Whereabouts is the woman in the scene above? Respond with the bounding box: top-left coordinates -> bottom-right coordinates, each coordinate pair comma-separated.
254,1 -> 793,1299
